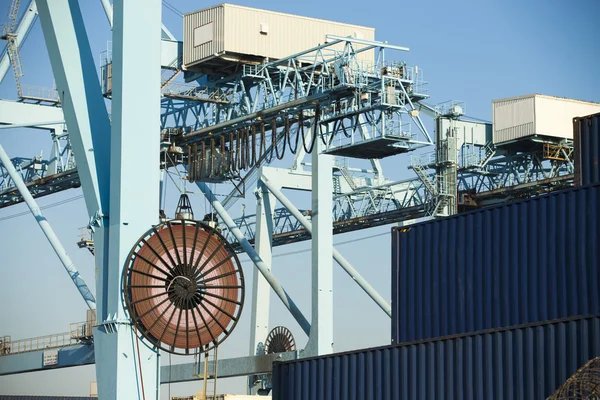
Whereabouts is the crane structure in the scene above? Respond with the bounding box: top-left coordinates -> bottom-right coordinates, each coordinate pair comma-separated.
0,1 -> 577,399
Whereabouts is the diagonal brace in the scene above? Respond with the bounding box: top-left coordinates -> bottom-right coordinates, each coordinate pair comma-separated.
261,176 -> 391,317
0,144 -> 95,309
196,181 -> 311,335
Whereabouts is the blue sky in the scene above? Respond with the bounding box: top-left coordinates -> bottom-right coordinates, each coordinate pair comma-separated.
0,0 -> 599,397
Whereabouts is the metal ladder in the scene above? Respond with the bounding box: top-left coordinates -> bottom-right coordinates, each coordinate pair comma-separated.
432,195 -> 450,217
339,166 -> 358,191
197,346 -> 219,400
412,164 -> 437,196
477,143 -> 496,168
2,0 -> 23,98
160,54 -> 182,89
6,35 -> 23,98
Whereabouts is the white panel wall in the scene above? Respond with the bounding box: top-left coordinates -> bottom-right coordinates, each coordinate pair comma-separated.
493,94 -> 600,144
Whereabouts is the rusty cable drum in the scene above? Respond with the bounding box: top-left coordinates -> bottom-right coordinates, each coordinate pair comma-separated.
123,219 -> 244,355
264,326 -> 296,354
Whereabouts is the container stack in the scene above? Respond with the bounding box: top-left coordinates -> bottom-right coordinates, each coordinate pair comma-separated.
271,112 -> 600,399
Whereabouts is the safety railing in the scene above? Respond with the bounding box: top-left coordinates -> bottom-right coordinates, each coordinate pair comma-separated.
19,85 -> 60,103
0,321 -> 92,356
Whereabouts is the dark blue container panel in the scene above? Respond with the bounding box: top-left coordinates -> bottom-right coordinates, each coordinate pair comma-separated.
574,113 -> 600,186
272,315 -> 600,400
392,184 -> 600,343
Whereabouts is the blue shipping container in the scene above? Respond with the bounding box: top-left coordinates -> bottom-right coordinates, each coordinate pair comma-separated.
392,183 -> 600,343
272,315 -> 600,400
574,112 -> 600,186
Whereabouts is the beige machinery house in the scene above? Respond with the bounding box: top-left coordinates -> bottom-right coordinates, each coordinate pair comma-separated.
492,94 -> 600,145
183,4 -> 375,77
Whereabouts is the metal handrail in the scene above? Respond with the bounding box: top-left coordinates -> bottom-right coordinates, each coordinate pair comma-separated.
0,321 -> 92,356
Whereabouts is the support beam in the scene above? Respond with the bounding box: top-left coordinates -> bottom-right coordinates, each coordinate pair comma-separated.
0,347 -> 295,381
92,0 -> 162,398
36,3 -> 114,395
163,352 -> 297,383
304,139 -> 334,357
99,0 -> 179,44
0,120 -> 65,129
36,0 -> 111,220
261,176 -> 392,317
0,144 -> 95,309
0,100 -> 65,130
0,344 -> 94,376
248,178 -> 276,394
196,181 -> 311,335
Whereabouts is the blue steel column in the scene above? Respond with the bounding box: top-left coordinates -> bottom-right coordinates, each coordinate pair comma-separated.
0,144 -> 95,309
93,0 -> 162,398
196,181 -> 311,335
247,178 -> 276,394
36,0 -> 111,368
304,133 -> 334,357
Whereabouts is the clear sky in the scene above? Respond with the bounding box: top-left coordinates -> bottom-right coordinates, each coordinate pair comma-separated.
0,0 -> 599,398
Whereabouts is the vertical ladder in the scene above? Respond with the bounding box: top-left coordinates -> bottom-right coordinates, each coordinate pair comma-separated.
3,0 -> 23,98
6,36 -> 23,98
197,346 -> 219,400
7,0 -> 20,32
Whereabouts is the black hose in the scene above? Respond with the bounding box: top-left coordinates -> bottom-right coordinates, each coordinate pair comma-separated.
244,127 -> 251,169
219,136 -> 226,175
316,105 -> 327,146
264,122 -> 274,163
274,118 -> 286,160
229,131 -> 237,173
209,138 -> 216,177
187,145 -> 194,182
301,110 -> 317,154
259,122 -> 266,160
250,124 -> 257,167
199,141 -> 206,179
236,129 -> 242,171
288,115 -> 299,154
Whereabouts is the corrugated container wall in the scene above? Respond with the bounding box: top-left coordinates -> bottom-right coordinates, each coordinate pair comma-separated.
183,4 -> 375,71
574,113 -> 600,186
392,183 -> 600,343
492,94 -> 600,144
272,315 -> 600,400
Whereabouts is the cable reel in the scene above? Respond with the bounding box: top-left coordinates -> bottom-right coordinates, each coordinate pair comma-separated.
123,203 -> 244,355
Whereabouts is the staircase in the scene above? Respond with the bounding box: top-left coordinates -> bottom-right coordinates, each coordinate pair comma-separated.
432,195 -> 450,217
161,54 -> 182,89
477,143 -> 495,168
339,166 -> 358,191
412,164 -> 437,196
